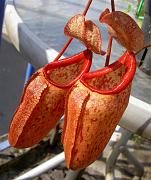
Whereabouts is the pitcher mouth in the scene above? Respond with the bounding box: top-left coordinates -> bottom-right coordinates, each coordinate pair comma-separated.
80,51 -> 136,94
42,49 -> 92,89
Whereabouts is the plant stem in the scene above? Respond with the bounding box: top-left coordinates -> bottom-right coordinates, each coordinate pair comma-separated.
105,36 -> 113,66
54,38 -> 73,61
135,44 -> 151,55
111,0 -> 115,11
82,0 -> 93,16
105,0 -> 115,66
135,44 -> 151,67
54,0 -> 93,61
138,48 -> 148,67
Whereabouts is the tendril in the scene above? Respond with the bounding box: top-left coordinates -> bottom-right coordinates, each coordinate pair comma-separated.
105,0 -> 115,67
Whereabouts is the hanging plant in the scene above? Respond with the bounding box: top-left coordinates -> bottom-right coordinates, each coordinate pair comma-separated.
8,0 -> 147,170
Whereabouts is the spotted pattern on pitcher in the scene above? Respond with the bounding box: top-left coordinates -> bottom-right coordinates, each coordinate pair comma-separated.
85,65 -> 126,91
64,79 -> 130,170
100,11 -> 144,52
49,60 -> 84,85
8,50 -> 92,148
8,71 -> 66,148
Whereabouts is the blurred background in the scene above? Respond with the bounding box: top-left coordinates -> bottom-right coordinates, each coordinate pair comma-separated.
0,0 -> 151,179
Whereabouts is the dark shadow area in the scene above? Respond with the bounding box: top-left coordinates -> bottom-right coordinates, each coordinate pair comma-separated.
115,165 -> 134,178
0,35 -> 27,136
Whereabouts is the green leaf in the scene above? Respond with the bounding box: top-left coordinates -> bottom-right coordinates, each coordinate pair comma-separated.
124,3 -> 132,13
